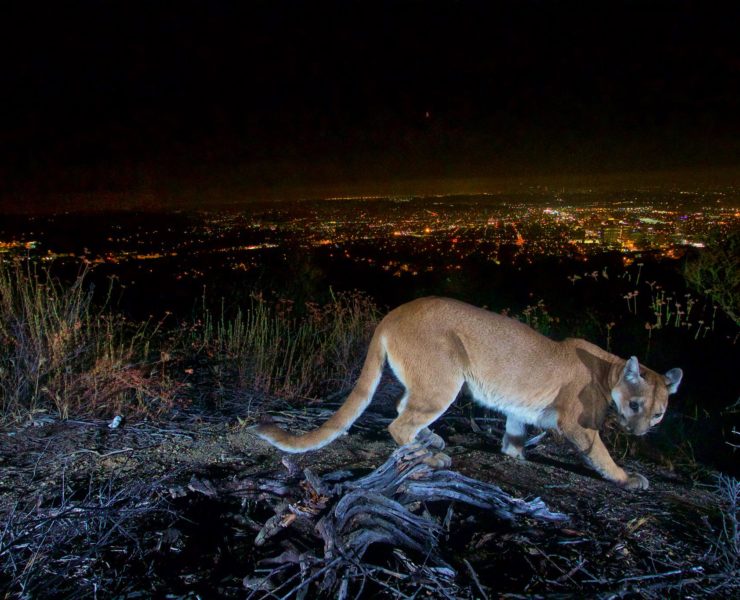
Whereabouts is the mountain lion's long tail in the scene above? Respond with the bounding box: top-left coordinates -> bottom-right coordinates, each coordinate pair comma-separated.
254,329 -> 386,452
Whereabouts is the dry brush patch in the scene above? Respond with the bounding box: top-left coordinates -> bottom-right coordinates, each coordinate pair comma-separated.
0,260 -> 189,422
0,259 -> 379,423
0,471 -> 172,598
190,290 -> 380,404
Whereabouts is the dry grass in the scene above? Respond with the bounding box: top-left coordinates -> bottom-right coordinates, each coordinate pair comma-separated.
711,474 -> 739,572
0,259 -> 181,422
193,290 -> 380,402
0,259 -> 379,421
0,259 -> 93,417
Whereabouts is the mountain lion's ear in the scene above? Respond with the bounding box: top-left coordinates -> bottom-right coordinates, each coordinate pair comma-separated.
664,368 -> 683,394
623,356 -> 642,384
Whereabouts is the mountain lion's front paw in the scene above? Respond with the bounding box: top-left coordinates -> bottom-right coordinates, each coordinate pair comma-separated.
620,472 -> 649,490
501,436 -> 526,461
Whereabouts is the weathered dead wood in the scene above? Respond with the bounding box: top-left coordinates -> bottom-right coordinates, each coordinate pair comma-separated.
228,442 -> 567,598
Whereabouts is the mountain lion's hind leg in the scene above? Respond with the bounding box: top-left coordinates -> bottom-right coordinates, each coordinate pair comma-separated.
502,416 -> 527,460
394,394 -> 444,448
388,384 -> 460,468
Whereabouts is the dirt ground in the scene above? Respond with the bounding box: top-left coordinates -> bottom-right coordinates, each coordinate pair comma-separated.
1,397 -> 737,599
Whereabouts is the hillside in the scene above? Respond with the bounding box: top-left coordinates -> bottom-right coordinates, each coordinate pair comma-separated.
1,257 -> 738,598
1,391 -> 737,599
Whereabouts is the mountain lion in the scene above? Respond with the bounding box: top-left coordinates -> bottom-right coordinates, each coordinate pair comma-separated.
256,297 -> 683,490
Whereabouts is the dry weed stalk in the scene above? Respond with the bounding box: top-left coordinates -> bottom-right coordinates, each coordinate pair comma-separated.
195,290 -> 379,401
0,259 -> 184,421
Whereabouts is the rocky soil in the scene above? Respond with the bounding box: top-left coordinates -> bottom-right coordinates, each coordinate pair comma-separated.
1,398 -> 737,599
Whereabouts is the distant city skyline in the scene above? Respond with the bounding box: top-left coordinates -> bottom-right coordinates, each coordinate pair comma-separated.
3,190 -> 737,266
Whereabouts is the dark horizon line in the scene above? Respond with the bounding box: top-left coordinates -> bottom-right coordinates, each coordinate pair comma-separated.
1,164 -> 738,216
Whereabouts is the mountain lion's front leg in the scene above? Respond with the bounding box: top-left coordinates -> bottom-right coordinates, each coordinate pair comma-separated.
561,422 -> 649,490
501,416 -> 526,460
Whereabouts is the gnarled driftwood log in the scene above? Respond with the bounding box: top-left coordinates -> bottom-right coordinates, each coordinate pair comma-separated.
227,442 -> 567,598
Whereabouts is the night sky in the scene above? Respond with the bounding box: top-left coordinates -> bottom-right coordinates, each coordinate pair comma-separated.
1,1 -> 739,208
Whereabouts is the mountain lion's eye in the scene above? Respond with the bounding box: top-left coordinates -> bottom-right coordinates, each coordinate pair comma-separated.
629,401 -> 640,412
653,412 -> 663,419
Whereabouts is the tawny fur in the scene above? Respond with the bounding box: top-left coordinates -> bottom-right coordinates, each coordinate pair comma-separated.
255,297 -> 683,490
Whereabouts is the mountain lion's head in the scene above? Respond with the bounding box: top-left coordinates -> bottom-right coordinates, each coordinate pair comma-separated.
611,356 -> 683,436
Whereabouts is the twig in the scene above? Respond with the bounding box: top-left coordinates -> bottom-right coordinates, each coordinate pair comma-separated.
463,558 -> 489,600
30,440 -> 52,481
277,557 -> 343,600
617,565 -> 704,583
555,558 -> 588,584
525,431 -> 548,448
63,447 -> 134,459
